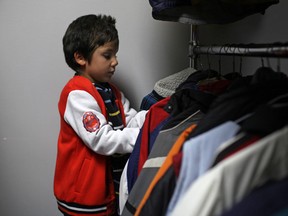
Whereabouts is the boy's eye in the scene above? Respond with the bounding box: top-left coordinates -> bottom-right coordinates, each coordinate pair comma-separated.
103,53 -> 112,59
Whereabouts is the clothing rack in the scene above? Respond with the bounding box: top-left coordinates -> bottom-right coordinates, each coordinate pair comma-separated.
188,25 -> 288,68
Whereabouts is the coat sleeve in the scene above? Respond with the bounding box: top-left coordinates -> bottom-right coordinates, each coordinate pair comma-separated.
64,89 -> 145,155
121,92 -> 148,128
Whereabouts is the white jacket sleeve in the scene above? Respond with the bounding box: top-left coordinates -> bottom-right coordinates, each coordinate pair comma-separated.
64,90 -> 147,155
121,92 -> 147,128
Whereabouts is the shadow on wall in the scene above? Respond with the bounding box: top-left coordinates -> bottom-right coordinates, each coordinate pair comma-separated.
198,14 -> 264,44
115,22 -> 190,109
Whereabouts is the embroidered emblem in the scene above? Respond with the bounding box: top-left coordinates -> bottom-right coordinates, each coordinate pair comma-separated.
82,111 -> 100,132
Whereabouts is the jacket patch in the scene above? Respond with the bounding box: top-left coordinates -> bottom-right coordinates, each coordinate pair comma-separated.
82,111 -> 100,132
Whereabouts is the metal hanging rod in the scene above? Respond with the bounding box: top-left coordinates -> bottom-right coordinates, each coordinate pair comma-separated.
191,43 -> 288,58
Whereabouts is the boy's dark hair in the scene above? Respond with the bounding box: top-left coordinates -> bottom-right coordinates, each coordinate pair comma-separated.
63,14 -> 119,72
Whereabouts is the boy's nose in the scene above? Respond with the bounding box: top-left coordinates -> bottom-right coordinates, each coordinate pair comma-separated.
111,57 -> 118,67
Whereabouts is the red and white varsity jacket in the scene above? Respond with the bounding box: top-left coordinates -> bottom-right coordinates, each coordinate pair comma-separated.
54,76 -> 146,216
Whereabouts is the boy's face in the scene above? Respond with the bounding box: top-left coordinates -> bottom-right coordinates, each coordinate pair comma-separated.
79,40 -> 119,83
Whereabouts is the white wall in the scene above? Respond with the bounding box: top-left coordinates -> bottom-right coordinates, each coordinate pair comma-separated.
0,1 -> 189,216
1,1 -> 287,216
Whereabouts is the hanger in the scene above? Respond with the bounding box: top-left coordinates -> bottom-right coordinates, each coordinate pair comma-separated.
269,45 -> 281,72
239,52 -> 243,77
218,45 -> 224,77
222,44 -> 243,80
206,44 -> 212,71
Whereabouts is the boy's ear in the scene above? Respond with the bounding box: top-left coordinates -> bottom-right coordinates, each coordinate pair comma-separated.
74,52 -> 86,66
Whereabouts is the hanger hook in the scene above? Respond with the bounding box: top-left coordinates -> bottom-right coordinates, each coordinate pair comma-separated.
265,46 -> 271,68
274,42 -> 282,72
206,45 -> 213,70
238,45 -> 243,76
232,45 -> 237,73
260,45 -> 265,67
218,45 -> 224,76
276,45 -> 281,72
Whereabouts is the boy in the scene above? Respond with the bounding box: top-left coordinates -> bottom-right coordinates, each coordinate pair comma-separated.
54,14 -> 147,216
